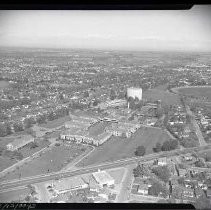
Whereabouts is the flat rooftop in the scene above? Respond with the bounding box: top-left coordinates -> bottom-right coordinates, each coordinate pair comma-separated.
92,170 -> 114,184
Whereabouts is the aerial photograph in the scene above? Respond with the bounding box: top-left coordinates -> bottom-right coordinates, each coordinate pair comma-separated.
0,5 -> 211,208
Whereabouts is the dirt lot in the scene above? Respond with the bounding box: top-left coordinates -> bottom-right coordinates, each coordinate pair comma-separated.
77,127 -> 172,167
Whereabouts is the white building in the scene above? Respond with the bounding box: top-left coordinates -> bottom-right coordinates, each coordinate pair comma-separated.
157,157 -> 167,166
92,170 -> 115,188
127,87 -> 142,100
137,184 -> 149,195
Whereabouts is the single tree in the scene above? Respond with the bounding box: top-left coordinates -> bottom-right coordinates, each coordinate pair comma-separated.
134,146 -> 146,156
153,142 -> 162,153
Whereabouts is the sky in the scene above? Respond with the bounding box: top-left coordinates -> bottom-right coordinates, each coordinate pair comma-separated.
0,6 -> 211,51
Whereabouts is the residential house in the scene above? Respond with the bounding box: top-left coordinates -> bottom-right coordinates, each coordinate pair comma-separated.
183,154 -> 193,161
137,184 -> 149,195
144,117 -> 157,126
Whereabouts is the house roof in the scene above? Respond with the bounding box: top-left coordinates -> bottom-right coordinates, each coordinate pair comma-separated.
138,183 -> 149,191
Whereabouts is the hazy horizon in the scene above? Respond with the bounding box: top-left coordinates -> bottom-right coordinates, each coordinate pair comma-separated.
0,6 -> 211,52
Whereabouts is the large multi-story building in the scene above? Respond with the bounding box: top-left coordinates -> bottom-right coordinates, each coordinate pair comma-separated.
127,87 -> 142,101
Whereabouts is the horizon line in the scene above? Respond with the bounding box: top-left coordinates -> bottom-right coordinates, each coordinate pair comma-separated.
0,46 -> 211,53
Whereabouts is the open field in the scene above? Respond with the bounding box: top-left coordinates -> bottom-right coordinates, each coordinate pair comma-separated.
0,156 -> 17,172
0,138 -> 51,172
77,127 -> 172,167
40,115 -> 71,129
19,139 -> 51,158
0,143 -> 89,181
0,136 -> 16,148
0,188 -> 30,203
88,121 -> 111,137
143,88 -> 180,106
0,80 -> 10,90
177,86 -> 211,101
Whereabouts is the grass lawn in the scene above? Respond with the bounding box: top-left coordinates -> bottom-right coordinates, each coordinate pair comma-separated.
0,136 -> 16,148
0,188 -> 30,203
0,143 -> 89,181
0,139 -> 51,172
143,89 -> 181,106
88,121 -> 111,137
0,156 -> 17,172
0,81 -> 10,90
178,86 -> 211,101
40,115 -> 71,129
19,139 -> 51,158
107,168 -> 125,185
77,127 -> 172,167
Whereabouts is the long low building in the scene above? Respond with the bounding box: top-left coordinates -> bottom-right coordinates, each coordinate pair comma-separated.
105,122 -> 140,138
60,128 -> 112,146
92,132 -> 113,146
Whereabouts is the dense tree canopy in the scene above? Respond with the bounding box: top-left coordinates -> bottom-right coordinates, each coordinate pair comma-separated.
152,166 -> 171,183
134,146 -> 146,156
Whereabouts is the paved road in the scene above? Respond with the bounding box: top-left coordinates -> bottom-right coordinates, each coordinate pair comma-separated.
116,164 -> 135,202
1,144 -> 211,192
185,105 -> 207,146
